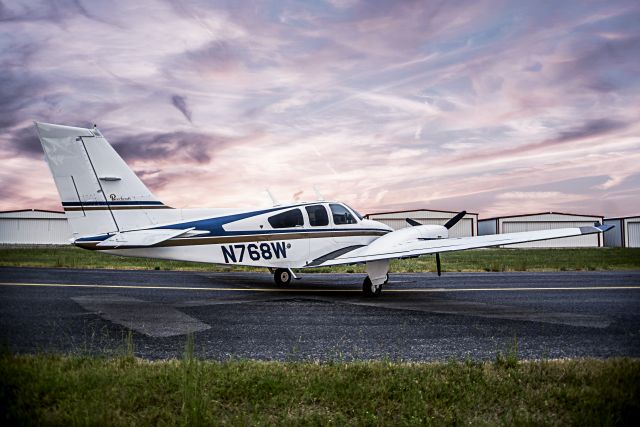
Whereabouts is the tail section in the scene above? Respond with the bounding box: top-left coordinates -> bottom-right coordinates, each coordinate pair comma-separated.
35,122 -> 172,238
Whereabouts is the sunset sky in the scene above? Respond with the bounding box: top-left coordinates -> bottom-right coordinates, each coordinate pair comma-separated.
1,0 -> 639,218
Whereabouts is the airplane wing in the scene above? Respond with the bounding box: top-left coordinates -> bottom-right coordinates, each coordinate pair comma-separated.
307,224 -> 612,267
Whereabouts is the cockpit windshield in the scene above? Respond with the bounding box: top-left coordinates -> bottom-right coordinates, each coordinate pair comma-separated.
330,203 -> 358,225
345,204 -> 364,220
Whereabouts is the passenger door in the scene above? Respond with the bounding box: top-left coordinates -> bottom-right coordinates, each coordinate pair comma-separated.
265,208 -> 308,266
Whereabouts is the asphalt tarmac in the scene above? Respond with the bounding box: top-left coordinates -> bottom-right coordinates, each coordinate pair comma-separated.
0,267 -> 639,361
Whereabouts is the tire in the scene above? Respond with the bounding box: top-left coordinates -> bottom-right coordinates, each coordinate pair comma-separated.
362,276 -> 382,297
274,268 -> 292,286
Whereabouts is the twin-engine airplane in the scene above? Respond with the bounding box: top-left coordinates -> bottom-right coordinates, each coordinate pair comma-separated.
35,122 -> 611,296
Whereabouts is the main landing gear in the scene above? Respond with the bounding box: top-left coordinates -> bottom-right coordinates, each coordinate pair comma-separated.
273,268 -> 293,286
362,275 -> 388,297
272,266 -> 388,297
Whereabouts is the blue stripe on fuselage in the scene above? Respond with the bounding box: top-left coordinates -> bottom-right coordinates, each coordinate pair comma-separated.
75,204 -> 302,241
159,206 -> 287,235
75,206 -> 283,242
73,203 -> 389,242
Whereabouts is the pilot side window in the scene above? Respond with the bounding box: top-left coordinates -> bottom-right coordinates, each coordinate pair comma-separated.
305,205 -> 329,226
330,204 -> 358,225
268,208 -> 304,228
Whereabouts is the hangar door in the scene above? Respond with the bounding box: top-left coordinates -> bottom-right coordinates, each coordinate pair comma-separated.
502,221 -> 599,248
628,222 -> 640,247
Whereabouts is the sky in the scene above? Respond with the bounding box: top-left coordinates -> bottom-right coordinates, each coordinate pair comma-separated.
1,0 -> 639,218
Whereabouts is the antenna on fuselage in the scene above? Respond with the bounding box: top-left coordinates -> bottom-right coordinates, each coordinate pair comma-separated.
265,188 -> 280,206
313,185 -> 325,201
91,123 -> 103,137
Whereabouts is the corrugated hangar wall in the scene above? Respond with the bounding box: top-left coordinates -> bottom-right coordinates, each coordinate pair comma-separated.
604,216 -> 640,248
0,210 -> 72,245
478,212 -> 603,248
630,221 -> 640,248
365,209 -> 478,238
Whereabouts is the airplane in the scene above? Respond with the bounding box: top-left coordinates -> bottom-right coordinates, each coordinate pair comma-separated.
34,122 -> 612,296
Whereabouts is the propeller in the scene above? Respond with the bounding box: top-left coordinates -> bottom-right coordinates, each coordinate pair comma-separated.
405,218 -> 421,226
406,210 -> 467,229
406,210 -> 466,277
443,210 -> 467,229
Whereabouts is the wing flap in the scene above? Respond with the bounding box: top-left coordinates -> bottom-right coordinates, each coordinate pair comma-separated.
308,225 -> 610,267
96,227 -> 195,248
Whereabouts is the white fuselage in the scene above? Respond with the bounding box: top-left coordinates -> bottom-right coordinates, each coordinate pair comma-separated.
77,202 -> 393,269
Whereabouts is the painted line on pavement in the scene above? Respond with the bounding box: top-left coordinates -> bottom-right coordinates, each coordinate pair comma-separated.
1,282 -> 639,293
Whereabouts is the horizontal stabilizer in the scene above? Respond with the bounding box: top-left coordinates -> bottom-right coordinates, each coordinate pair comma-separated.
95,228 -> 195,248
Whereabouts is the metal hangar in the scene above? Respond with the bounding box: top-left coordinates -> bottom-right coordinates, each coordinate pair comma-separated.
603,215 -> 640,248
478,212 -> 604,248
0,209 -> 72,245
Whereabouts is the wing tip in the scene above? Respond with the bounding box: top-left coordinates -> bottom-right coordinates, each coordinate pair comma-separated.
579,224 -> 614,234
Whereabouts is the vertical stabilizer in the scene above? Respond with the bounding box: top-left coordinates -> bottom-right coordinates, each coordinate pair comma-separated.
35,122 -> 171,237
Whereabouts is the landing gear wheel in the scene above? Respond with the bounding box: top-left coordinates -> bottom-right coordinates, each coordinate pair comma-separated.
274,268 -> 292,286
362,276 -> 384,297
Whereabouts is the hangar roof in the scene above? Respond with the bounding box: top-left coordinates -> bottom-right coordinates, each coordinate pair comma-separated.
0,209 -> 66,219
604,215 -> 640,220
365,208 -> 478,217
480,211 -> 603,221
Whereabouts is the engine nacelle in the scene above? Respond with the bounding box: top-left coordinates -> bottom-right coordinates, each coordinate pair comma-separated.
366,224 -> 448,252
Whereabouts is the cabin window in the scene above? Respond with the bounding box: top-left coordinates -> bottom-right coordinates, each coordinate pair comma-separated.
305,205 -> 329,226
330,204 -> 358,225
268,208 -> 304,228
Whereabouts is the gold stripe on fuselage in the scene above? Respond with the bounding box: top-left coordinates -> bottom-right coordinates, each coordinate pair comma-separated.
75,230 -> 388,249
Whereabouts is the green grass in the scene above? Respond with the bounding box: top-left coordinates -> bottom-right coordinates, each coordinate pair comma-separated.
1,246 -> 639,273
1,350 -> 638,426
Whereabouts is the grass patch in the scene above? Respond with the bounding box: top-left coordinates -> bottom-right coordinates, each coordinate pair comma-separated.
1,351 -> 638,426
1,246 -> 639,273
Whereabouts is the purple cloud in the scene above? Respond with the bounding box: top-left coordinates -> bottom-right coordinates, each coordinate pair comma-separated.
171,95 -> 192,122
451,118 -> 630,165
111,131 -> 230,164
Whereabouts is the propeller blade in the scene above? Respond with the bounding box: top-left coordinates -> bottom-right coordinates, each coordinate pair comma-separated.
436,253 -> 441,276
406,218 -> 421,226
443,211 -> 467,230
